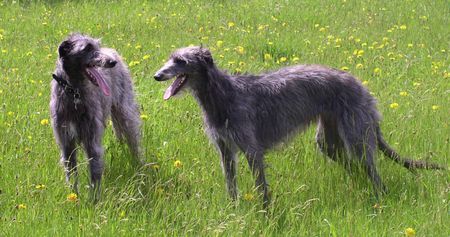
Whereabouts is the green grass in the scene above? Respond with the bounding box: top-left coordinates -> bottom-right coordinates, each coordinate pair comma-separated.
0,0 -> 448,236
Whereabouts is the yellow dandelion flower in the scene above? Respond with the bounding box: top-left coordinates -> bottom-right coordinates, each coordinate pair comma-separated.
174,160 -> 182,168
151,164 -> 160,170
142,55 -> 150,60
235,46 -> 244,54
400,25 -> 407,30
362,80 -> 369,85
128,61 -> 140,67
390,103 -> 399,109
35,184 -> 46,189
373,67 -> 382,75
413,82 -> 421,87
40,119 -> 49,126
404,227 -> 416,237
119,210 -> 126,218
340,66 -> 349,71
431,105 -> 439,110
238,62 -> 245,67
356,63 -> 364,69
228,22 -> 235,28
292,57 -> 300,62
243,193 -> 254,201
135,45 -> 141,49
216,40 -> 223,48
7,111 -> 14,116
407,43 -> 413,48
279,57 -> 287,63
67,193 -> 78,202
372,203 -> 381,209
319,27 -> 326,32
17,204 -> 27,209
140,114 -> 149,120
399,91 -> 408,96
264,53 -> 272,61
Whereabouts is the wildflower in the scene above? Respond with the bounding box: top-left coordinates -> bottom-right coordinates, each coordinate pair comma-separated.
228,22 -> 235,28
140,114 -> 149,120
174,160 -> 182,168
35,184 -> 46,189
357,49 -> 364,58
151,164 -> 160,170
362,80 -> 369,85
373,67 -> 382,75
407,43 -> 413,48
119,210 -> 126,218
238,62 -> 245,67
356,63 -> 364,69
372,203 -> 381,209
235,46 -> 244,54
128,61 -> 140,67
340,66 -> 349,71
431,105 -> 439,110
40,119 -> 49,126
404,227 -> 416,237
216,40 -> 223,48
413,82 -> 421,87
26,51 -> 33,56
292,57 -> 300,62
390,103 -> 399,109
243,193 -> 254,201
400,25 -> 407,30
17,204 -> 27,209
264,53 -> 272,61
399,91 -> 408,96
7,111 -> 14,116
67,193 -> 78,202
319,27 -> 326,32
142,55 -> 150,60
279,57 -> 287,63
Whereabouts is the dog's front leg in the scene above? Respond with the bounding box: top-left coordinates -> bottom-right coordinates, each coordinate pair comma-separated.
216,139 -> 238,201
82,137 -> 105,203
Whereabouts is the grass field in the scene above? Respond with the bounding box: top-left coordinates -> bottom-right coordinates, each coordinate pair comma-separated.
0,0 -> 448,236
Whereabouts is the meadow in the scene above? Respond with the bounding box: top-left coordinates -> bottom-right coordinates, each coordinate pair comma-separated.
0,0 -> 448,236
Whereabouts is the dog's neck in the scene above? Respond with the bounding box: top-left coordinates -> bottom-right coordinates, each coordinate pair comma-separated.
191,66 -> 235,128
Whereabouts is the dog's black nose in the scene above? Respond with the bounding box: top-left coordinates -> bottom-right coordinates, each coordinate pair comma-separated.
154,74 -> 163,81
106,60 -> 117,68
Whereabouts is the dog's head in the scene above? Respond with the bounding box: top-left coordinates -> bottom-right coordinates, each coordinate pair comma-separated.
57,33 -> 116,96
154,46 -> 213,100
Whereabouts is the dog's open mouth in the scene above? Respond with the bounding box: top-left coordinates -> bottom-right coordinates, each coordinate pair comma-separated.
85,66 -> 111,96
163,74 -> 187,100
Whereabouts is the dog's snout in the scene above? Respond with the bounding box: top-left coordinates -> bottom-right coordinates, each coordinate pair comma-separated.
154,73 -> 163,81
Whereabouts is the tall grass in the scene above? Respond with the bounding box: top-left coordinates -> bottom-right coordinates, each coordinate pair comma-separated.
0,0 -> 448,236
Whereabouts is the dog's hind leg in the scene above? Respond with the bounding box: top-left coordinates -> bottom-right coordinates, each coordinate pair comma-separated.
316,116 -> 343,162
111,104 -> 142,163
215,139 -> 238,200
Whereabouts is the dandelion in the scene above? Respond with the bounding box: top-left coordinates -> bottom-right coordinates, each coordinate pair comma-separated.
128,61 -> 140,67
17,204 -> 27,209
373,67 -> 382,75
413,82 -> 421,87
292,57 -> 300,62
356,63 -> 364,69
151,164 -> 160,171
216,40 -> 223,48
140,114 -> 149,120
235,46 -> 244,54
279,57 -> 287,63
228,22 -> 235,28
431,105 -> 439,110
67,193 -> 78,202
7,111 -> 14,116
142,55 -> 150,60
400,25 -> 407,30
399,91 -> 408,96
174,160 -> 182,168
372,203 -> 381,209
404,227 -> 416,237
35,184 -> 46,189
340,66 -> 349,71
238,62 -> 245,67
40,119 -> 49,126
243,193 -> 254,201
119,210 -> 126,218
390,103 -> 399,109
362,80 -> 369,85
319,27 -> 326,32
407,43 -> 413,48
264,53 -> 272,61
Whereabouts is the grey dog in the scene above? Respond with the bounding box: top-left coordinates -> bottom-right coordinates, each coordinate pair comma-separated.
50,33 -> 142,201
154,46 -> 443,206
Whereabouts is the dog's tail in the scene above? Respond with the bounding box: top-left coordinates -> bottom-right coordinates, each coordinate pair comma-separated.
376,127 -> 445,170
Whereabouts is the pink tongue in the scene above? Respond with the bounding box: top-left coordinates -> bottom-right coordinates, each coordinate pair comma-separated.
86,67 -> 110,96
163,76 -> 183,100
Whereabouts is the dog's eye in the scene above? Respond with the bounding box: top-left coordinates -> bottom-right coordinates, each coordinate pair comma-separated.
84,43 -> 93,52
174,58 -> 187,65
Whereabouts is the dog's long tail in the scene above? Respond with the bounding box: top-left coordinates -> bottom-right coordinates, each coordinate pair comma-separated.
376,127 -> 445,170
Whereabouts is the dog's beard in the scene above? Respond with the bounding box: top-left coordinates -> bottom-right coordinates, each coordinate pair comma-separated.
85,67 -> 111,96
164,74 -> 187,100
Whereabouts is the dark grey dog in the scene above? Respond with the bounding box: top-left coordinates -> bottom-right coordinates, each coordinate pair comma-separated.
154,46 -> 442,206
50,33 -> 142,201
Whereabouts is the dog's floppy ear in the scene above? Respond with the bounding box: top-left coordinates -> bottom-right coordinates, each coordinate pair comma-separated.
58,40 -> 72,58
201,47 -> 213,65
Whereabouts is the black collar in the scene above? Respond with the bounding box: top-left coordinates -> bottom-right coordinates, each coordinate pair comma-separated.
52,74 -> 81,100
